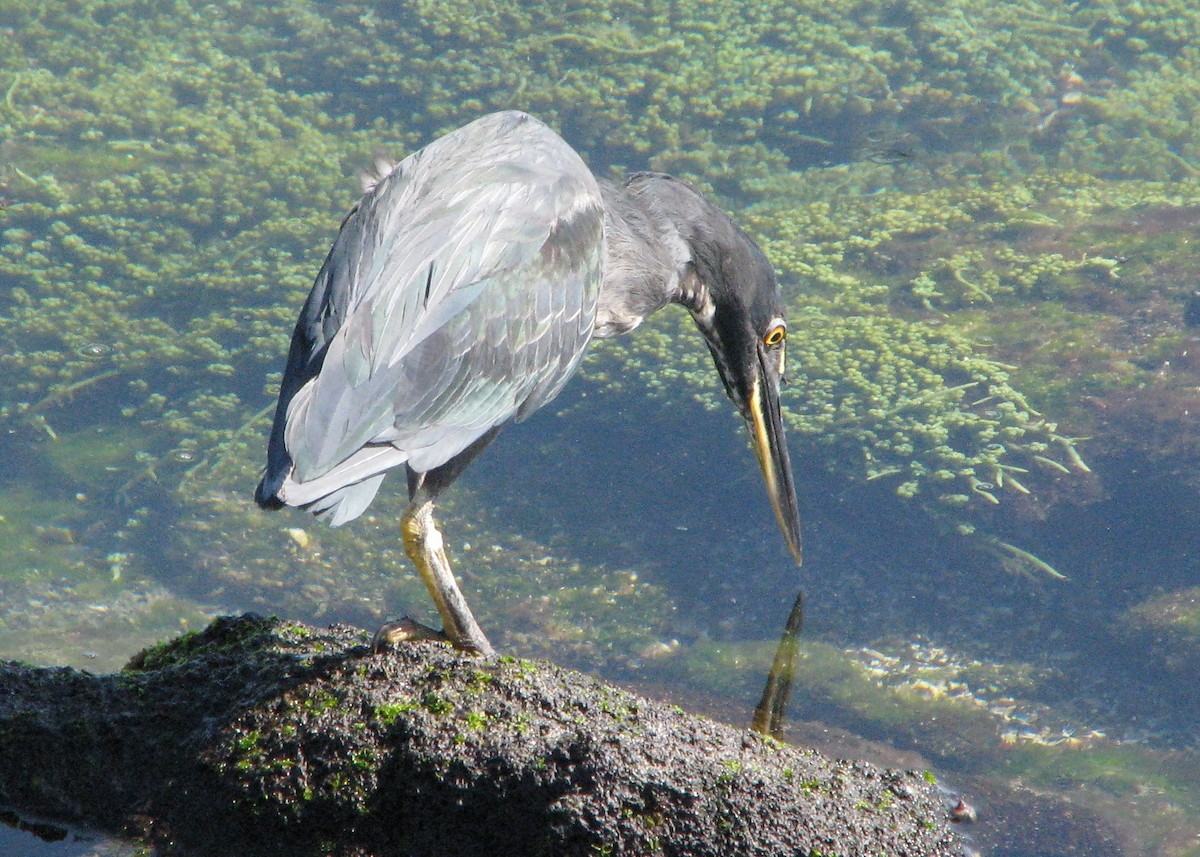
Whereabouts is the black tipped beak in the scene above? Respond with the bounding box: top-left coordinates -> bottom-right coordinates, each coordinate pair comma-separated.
743,344 -> 803,565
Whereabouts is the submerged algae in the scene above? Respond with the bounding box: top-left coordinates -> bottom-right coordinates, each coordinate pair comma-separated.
168,429 -> 679,669
4,0 -> 1200,594
726,167 -> 1200,556
677,634 -> 1200,856
2,2 -> 1200,852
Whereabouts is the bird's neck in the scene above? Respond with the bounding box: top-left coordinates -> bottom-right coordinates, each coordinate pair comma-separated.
593,177 -> 695,338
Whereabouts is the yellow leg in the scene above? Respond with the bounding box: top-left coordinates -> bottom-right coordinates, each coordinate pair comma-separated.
373,498 -> 494,657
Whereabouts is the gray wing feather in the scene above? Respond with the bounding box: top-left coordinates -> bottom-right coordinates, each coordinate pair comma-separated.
275,112 -> 603,514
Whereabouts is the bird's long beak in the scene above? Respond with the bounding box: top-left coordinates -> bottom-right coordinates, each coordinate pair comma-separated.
743,344 -> 803,565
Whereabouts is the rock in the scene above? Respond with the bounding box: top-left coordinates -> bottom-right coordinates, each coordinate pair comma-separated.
0,614 -> 960,856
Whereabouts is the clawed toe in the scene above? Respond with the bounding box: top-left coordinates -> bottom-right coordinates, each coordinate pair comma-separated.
371,618 -> 495,657
371,618 -> 448,653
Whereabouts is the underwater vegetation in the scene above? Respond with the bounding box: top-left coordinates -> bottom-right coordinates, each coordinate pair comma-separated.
753,170 -> 1200,516
677,635 -> 1200,856
3,1 -> 1200,854
4,0 -> 1200,577
161,425 -> 679,672
600,164 -> 1200,574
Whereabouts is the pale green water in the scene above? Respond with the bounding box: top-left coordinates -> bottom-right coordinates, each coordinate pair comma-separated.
3,1 -> 1200,854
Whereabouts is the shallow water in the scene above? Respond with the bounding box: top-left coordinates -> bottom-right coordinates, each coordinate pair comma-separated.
3,1 -> 1200,854
0,809 -> 144,856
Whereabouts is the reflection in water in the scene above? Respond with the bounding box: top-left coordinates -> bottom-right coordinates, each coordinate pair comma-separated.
4,1 -> 1200,854
0,807 -> 143,856
0,809 -> 68,844
751,588 -> 804,739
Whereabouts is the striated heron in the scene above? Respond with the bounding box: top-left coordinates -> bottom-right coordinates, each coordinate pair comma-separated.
255,111 -> 802,656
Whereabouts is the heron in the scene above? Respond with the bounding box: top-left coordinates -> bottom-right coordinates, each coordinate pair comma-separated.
255,111 -> 802,657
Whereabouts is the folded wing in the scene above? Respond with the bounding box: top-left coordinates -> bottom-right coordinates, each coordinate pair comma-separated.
257,112 -> 604,524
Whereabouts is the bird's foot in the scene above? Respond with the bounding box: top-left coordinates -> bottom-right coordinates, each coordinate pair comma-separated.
371,617 -> 447,652
371,617 -> 495,657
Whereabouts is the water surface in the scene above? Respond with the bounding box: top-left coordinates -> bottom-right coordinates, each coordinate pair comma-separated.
2,1 -> 1199,854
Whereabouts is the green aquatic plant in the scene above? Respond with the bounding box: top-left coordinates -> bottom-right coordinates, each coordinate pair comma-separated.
746,169 -> 1200,308
677,633 -> 1200,853
5,0 -> 1200,591
1063,43 -> 1200,180
162,422 -> 680,668
34,0 -> 1153,188
781,311 -> 1088,510
1126,587 -> 1200,645
1,2 -> 1196,850
594,174 -> 1127,574
745,169 -> 1200,534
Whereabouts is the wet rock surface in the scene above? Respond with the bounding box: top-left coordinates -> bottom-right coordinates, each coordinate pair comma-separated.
0,614 -> 960,856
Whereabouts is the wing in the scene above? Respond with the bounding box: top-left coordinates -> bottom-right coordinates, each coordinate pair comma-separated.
258,112 -> 603,523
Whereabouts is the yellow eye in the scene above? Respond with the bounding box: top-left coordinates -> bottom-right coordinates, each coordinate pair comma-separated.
763,324 -> 786,347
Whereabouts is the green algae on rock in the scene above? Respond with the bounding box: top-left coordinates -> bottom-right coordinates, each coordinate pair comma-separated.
0,614 -> 962,856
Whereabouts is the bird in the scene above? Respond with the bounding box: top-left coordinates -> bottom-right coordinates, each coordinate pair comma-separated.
255,110 -> 802,657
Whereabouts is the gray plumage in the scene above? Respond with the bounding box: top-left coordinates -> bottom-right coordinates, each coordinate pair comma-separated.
258,112 -> 604,523
256,111 -> 802,653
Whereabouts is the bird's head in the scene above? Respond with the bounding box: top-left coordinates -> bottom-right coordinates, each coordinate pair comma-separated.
632,174 -> 803,565
686,222 -> 803,565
